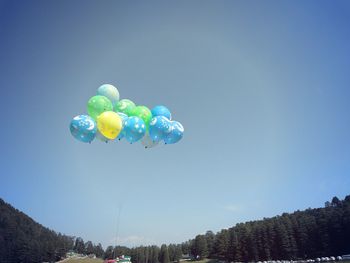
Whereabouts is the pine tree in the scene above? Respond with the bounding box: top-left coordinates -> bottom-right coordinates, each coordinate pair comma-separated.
174,244 -> 183,262
94,243 -> 104,258
212,229 -> 229,260
105,246 -> 114,259
74,237 -> 85,254
331,196 -> 341,207
150,245 -> 160,263
246,224 -> 259,261
159,244 -> 170,263
181,241 -> 190,255
145,246 -> 150,263
261,223 -> 271,260
85,241 -> 94,255
168,244 -> 176,261
192,235 -> 208,259
227,228 -> 239,261
205,231 -> 215,258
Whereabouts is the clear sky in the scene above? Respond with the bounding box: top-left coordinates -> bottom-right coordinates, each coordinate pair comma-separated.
1,0 -> 350,248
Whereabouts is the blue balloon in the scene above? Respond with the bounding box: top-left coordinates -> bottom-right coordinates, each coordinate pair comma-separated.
151,105 -> 171,120
164,121 -> 184,144
70,115 -> 97,143
123,116 -> 146,143
116,112 -> 128,140
149,116 -> 172,142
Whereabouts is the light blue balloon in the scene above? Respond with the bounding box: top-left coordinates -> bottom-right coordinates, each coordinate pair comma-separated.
149,116 -> 171,142
164,121 -> 184,144
70,115 -> 97,143
97,84 -> 120,105
151,105 -> 172,120
123,116 -> 146,143
116,112 -> 128,140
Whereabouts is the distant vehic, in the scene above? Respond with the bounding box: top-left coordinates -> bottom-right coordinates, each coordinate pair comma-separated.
105,255 -> 132,263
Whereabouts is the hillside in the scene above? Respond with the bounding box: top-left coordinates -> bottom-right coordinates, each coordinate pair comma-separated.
1,196 -> 350,263
100,196 -> 350,263
0,198 -> 74,263
182,196 -> 350,262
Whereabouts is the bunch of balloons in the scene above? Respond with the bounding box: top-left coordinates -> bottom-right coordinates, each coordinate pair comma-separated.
69,84 -> 184,148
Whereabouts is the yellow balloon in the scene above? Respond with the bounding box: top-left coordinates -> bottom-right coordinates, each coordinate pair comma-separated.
97,111 -> 122,140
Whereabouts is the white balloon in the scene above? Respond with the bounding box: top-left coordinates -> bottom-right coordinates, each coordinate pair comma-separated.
141,133 -> 159,149
97,84 -> 120,105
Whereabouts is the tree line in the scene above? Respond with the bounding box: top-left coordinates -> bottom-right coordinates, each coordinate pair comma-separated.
1,195 -> 350,263
103,244 -> 183,262
122,195 -> 350,263
0,198 -> 74,262
181,195 -> 350,262
0,197 -> 181,263
0,198 -> 108,262
98,195 -> 350,263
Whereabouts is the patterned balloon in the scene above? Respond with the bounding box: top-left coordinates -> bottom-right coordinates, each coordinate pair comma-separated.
130,105 -> 152,130
97,111 -> 122,140
164,121 -> 184,144
97,84 -> 120,105
116,112 -> 128,140
87,95 -> 113,120
141,132 -> 159,149
114,99 -> 136,116
123,116 -> 146,143
70,115 -> 97,143
149,116 -> 171,142
151,105 -> 171,120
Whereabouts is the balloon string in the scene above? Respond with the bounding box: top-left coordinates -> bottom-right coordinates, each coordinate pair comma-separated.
114,204 -> 123,259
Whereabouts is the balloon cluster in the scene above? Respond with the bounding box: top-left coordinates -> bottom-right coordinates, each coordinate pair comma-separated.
69,84 -> 184,148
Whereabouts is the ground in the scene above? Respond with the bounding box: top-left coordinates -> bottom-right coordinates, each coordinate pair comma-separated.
62,258 -> 103,263
190,260 -> 350,263
61,258 -> 350,263
187,259 -> 220,263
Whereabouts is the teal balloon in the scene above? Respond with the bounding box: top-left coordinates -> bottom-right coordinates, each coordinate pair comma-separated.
116,112 -> 128,140
70,115 -> 97,143
149,116 -> 171,142
123,116 -> 146,143
151,105 -> 172,120
164,121 -> 184,144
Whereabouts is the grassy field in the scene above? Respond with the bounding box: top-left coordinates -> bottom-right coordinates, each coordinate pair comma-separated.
62,259 -> 218,263
60,259 -> 350,263
187,259 -> 220,263
62,258 -> 103,263
189,260 -> 350,263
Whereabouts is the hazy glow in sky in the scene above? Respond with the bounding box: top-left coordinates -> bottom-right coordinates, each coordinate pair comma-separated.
1,0 -> 350,248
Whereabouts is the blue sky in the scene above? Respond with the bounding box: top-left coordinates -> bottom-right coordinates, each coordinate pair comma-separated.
1,0 -> 350,248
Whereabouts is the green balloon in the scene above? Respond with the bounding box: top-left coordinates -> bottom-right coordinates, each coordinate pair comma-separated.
130,105 -> 152,129
87,95 -> 113,120
114,99 -> 136,116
